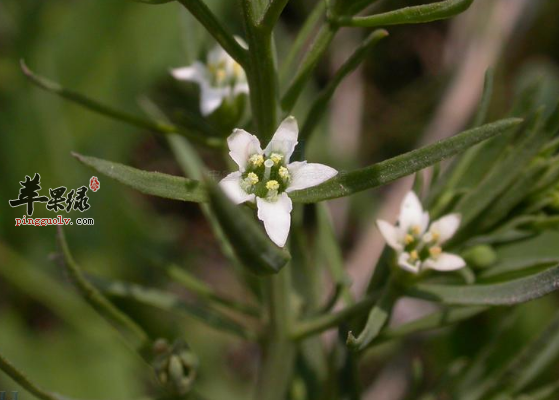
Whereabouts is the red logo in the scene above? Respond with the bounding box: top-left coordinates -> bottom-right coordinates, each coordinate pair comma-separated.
89,176 -> 100,192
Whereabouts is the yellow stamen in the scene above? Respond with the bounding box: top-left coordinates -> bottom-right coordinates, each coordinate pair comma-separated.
431,231 -> 440,242
429,246 -> 442,258
404,234 -> 414,245
266,180 -> 280,191
410,250 -> 419,261
279,166 -> 290,180
270,153 -> 283,164
246,172 -> 259,185
411,225 -> 421,236
249,154 -> 264,167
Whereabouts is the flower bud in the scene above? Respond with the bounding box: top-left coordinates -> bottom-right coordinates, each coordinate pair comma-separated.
462,245 -> 497,269
152,338 -> 198,395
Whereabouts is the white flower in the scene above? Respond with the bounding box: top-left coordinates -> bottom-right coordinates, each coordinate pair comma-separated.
377,191 -> 465,274
219,117 -> 338,247
171,43 -> 249,116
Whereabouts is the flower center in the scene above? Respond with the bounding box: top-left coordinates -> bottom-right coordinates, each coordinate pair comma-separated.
241,153 -> 291,200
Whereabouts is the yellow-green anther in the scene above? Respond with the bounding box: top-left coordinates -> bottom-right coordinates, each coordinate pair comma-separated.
249,154 -> 264,167
266,180 -> 280,191
246,172 -> 259,185
279,166 -> 290,180
270,153 -> 283,164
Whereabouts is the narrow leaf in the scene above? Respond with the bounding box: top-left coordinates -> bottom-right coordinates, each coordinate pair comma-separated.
73,152 -> 207,203
334,0 -> 474,28
93,276 -> 256,340
454,110 -> 549,230
346,279 -> 399,352
289,119 -> 522,203
205,178 -> 290,275
57,227 -> 151,351
299,29 -> 388,142
407,264 -> 559,306
21,60 -> 223,147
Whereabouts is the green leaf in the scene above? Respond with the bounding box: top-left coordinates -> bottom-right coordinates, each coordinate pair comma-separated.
377,306 -> 487,344
454,110 -> 550,230
289,119 -> 522,203
92,276 -> 256,340
346,278 -> 399,352
479,258 -> 559,280
205,178 -> 291,275
407,264 -> 559,306
333,0 -> 474,28
21,60 -> 223,147
73,152 -> 207,203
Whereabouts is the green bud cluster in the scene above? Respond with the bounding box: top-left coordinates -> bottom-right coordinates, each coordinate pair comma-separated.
152,338 -> 199,396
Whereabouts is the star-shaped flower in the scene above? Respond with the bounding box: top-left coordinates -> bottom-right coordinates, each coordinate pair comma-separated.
219,117 -> 338,247
377,191 -> 465,274
171,43 -> 249,116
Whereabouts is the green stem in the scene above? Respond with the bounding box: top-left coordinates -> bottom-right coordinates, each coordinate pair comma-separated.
290,291 -> 381,341
0,353 -> 64,400
259,0 -> 290,31
176,0 -> 248,66
242,0 -> 279,140
254,268 -> 295,400
57,227 -> 151,352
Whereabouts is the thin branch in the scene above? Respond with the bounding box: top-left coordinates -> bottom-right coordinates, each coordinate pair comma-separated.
299,29 -> 388,142
0,352 -> 66,400
57,227 -> 152,352
290,290 -> 381,341
176,0 -> 248,66
20,60 -> 224,148
259,0 -> 290,31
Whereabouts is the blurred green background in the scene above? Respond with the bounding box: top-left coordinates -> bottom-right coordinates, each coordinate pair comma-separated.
1,0 -> 559,399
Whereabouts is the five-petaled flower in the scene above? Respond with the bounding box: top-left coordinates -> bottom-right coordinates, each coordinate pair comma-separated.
377,191 -> 466,274
219,117 -> 338,247
171,42 -> 249,116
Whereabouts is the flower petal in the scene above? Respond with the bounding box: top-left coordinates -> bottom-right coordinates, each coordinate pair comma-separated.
200,85 -> 229,116
285,161 -> 338,192
233,82 -> 250,96
429,213 -> 461,244
256,193 -> 293,247
171,62 -> 208,85
376,219 -> 403,251
398,252 -> 421,274
227,129 -> 263,171
423,252 -> 466,272
207,45 -> 229,66
399,191 -> 426,233
264,116 -> 299,163
219,172 -> 255,204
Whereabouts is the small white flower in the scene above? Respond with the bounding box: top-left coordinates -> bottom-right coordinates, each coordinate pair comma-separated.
377,191 -> 465,274
219,116 -> 338,247
171,42 -> 249,116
